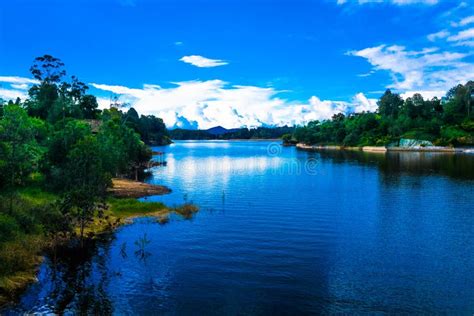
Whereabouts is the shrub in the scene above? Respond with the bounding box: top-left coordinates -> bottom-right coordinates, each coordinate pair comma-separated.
0,214 -> 19,243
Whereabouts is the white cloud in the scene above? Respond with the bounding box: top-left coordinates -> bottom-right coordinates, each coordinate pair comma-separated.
0,76 -> 38,102
357,70 -> 375,77
400,90 -> 445,100
179,55 -> 228,68
452,40 -> 474,47
448,27 -> 474,42
10,83 -> 29,90
427,30 -> 450,41
91,80 -> 376,129
96,97 -> 112,109
452,15 -> 474,27
391,0 -> 438,4
0,88 -> 28,101
0,76 -> 39,85
348,44 -> 473,93
352,93 -> 378,112
337,0 -> 438,5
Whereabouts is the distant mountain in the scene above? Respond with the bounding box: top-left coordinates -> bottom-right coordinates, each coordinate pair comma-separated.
169,126 -> 295,140
205,126 -> 239,135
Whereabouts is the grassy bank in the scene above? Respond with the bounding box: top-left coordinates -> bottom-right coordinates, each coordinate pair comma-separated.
0,187 -> 198,307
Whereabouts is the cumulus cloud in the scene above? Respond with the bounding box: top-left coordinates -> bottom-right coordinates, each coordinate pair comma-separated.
348,44 -> 473,95
91,80 -> 377,129
179,55 -> 228,68
352,93 -> 378,112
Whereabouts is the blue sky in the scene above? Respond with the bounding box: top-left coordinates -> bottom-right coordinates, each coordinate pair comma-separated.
0,0 -> 473,128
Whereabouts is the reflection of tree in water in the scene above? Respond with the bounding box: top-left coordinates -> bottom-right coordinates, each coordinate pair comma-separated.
134,233 -> 151,261
316,151 -> 474,181
44,237 -> 114,315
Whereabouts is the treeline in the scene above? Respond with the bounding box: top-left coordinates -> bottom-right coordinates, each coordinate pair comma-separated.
292,82 -> 474,147
170,126 -> 295,140
0,55 -> 170,290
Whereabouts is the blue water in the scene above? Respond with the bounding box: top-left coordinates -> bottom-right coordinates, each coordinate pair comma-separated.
6,140 -> 474,314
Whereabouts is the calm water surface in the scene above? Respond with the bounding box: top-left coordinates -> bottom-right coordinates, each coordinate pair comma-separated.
5,140 -> 474,314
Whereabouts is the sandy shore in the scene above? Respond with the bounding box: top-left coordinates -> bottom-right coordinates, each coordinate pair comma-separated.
109,178 -> 171,198
296,143 -> 472,153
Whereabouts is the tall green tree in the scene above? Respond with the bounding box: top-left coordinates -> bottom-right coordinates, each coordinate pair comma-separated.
0,105 -> 44,212
62,136 -> 110,244
79,95 -> 100,119
377,89 -> 403,119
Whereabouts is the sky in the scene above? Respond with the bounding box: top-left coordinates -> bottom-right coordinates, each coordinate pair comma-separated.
0,0 -> 473,129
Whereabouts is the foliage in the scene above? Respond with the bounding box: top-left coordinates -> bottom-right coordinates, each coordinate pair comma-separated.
170,126 -> 295,140
0,55 -> 172,296
108,198 -> 166,217
293,83 -> 474,147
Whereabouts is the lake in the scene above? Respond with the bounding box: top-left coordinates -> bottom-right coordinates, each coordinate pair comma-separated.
5,140 -> 474,314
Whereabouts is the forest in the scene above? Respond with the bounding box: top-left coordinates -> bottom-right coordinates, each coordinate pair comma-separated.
291,83 -> 474,147
0,55 -> 171,303
170,126 -> 295,140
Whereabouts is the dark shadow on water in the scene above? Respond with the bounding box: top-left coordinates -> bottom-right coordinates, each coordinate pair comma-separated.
315,150 -> 474,181
4,236 -> 116,315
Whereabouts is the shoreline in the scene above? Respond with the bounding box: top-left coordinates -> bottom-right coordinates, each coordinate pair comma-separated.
0,179 -> 191,309
170,138 -> 282,142
108,178 -> 171,198
296,143 -> 473,154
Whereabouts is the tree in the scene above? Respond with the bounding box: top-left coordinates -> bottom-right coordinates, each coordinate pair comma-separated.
26,81 -> 59,119
79,95 -> 100,119
63,136 -> 110,244
29,55 -> 66,84
377,89 -> 403,118
0,105 -> 44,212
124,107 -> 140,132
67,76 -> 88,102
138,115 -> 170,145
444,81 -> 474,123
27,55 -> 92,123
46,119 -> 92,188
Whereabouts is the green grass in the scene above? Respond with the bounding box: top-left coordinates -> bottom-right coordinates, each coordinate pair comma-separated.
108,198 -> 198,220
108,198 -> 167,217
0,190 -> 199,306
18,187 -> 58,206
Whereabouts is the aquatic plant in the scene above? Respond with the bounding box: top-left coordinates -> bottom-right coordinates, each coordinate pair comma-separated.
172,203 -> 199,219
134,233 -> 151,260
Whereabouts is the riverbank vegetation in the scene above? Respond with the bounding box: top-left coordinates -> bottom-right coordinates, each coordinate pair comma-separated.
170,126 -> 294,140
291,82 -> 474,147
0,55 -> 178,305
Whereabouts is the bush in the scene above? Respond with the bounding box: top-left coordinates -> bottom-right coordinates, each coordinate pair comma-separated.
0,214 -> 19,243
172,203 -> 199,219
